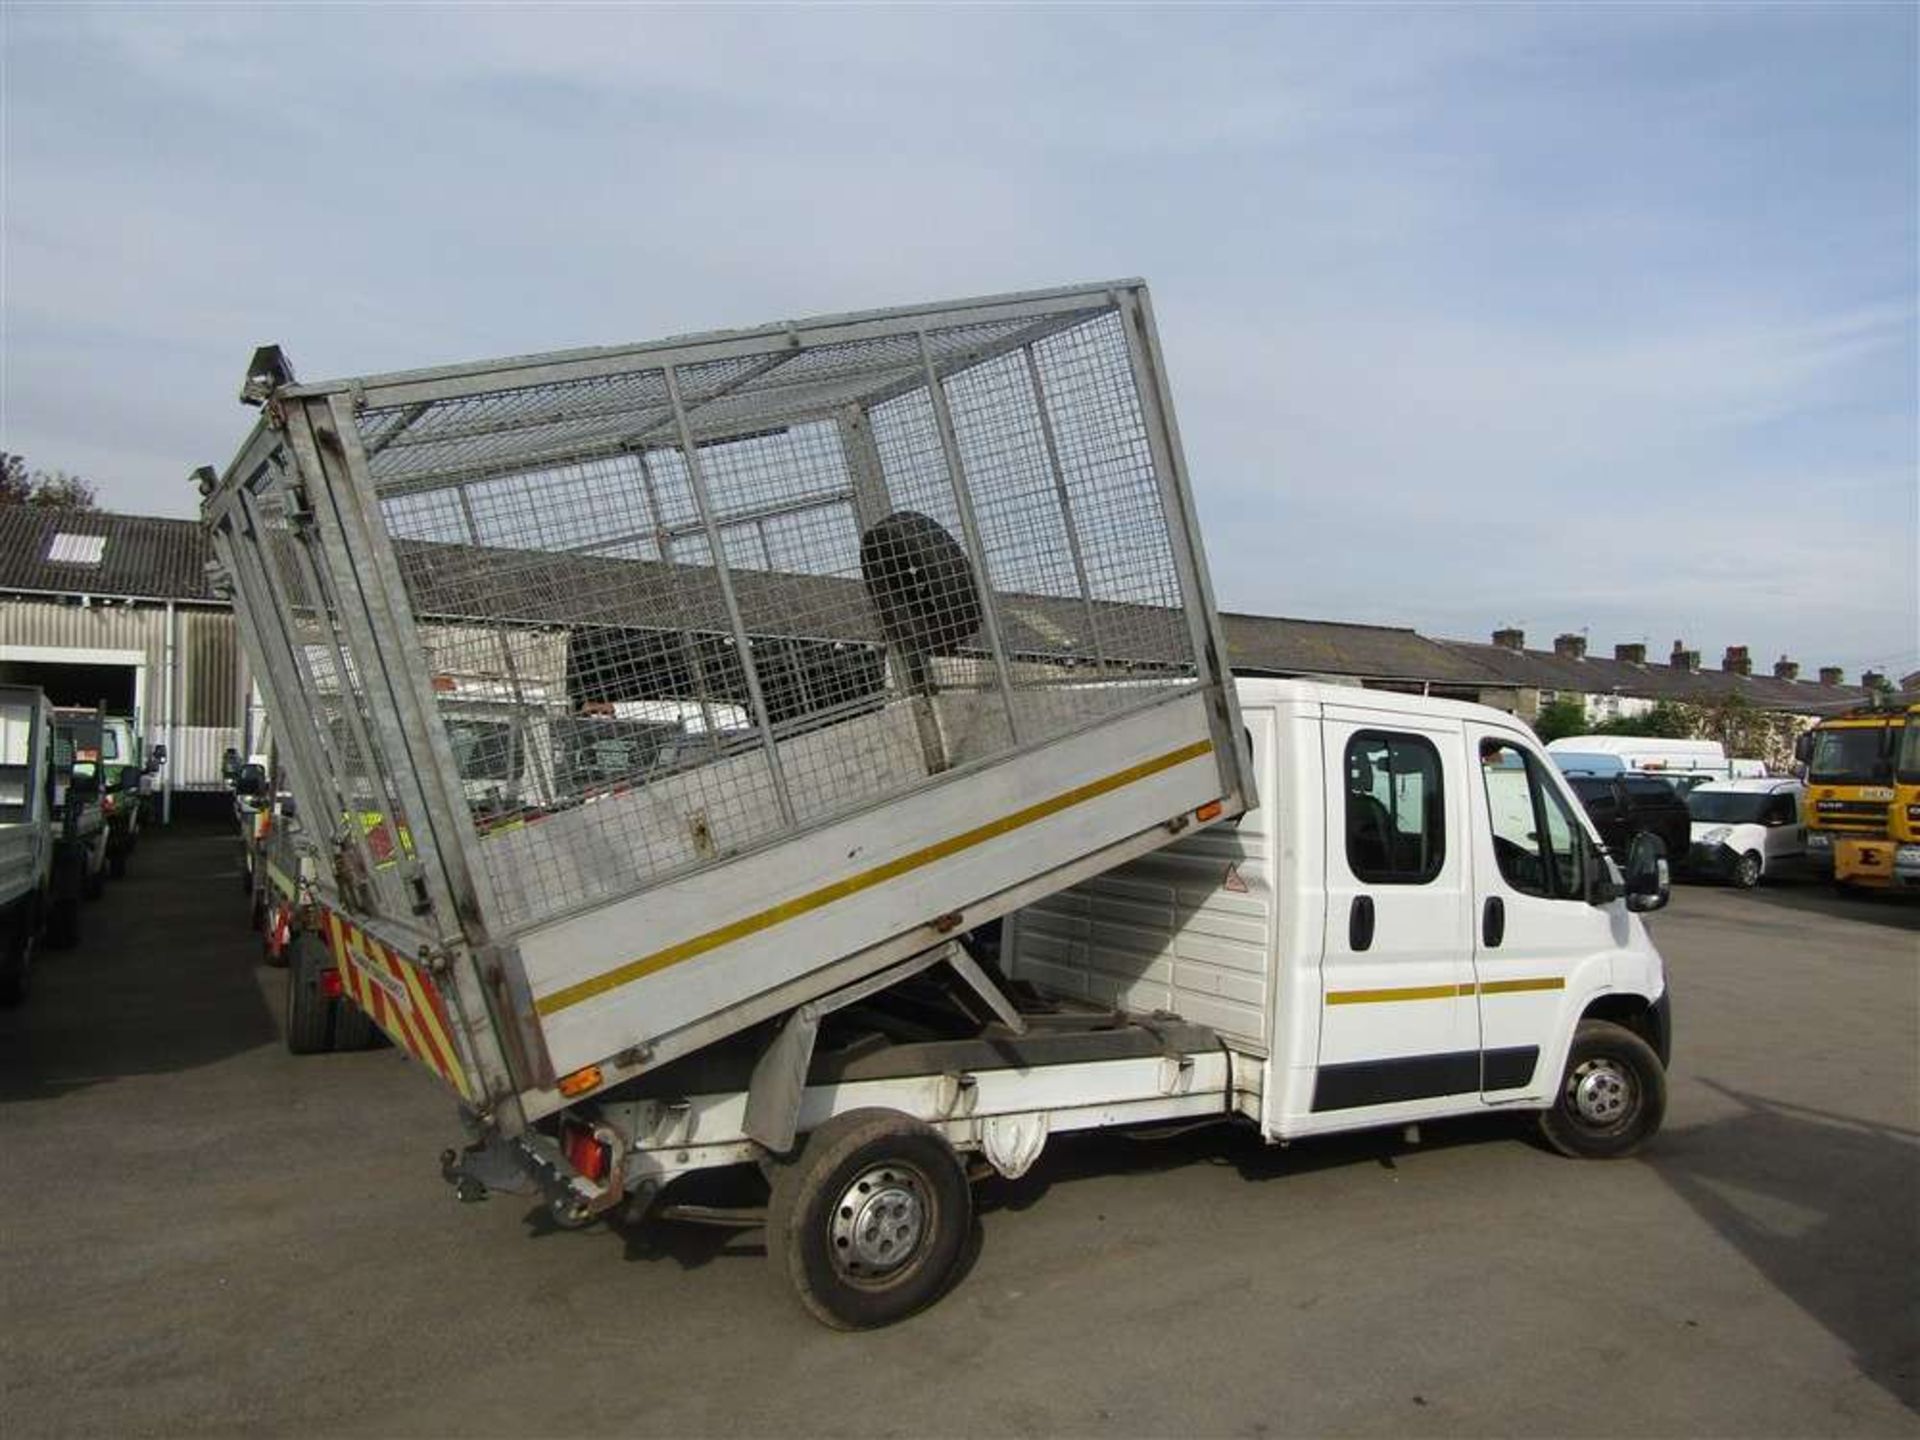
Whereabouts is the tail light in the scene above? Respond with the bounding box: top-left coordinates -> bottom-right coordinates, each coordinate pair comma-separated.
319,965 -> 343,1000
562,1121 -> 612,1182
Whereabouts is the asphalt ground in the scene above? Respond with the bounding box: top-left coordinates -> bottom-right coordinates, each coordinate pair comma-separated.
2,824 -> 1915,1439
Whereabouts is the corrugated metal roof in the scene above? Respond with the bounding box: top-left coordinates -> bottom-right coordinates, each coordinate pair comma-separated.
0,507 -> 215,601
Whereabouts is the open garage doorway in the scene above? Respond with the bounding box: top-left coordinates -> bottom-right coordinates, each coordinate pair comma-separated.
0,647 -> 145,720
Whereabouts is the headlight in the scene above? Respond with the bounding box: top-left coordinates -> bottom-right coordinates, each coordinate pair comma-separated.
1897,845 -> 1920,866
1807,831 -> 1832,850
1701,826 -> 1731,845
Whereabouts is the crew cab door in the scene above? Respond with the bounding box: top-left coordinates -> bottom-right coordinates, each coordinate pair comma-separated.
1314,709 -> 1478,1114
1467,726 -> 1619,1101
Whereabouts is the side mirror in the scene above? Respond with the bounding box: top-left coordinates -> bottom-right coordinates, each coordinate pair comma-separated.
1623,831 -> 1670,913
234,765 -> 268,798
147,744 -> 168,772
277,794 -> 298,820
1792,732 -> 1813,765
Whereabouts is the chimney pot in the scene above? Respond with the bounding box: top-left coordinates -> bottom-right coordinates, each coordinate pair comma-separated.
1669,642 -> 1699,672
1492,627 -> 1525,652
1614,642 -> 1647,665
1722,645 -> 1751,676
1818,666 -> 1844,686
1773,656 -> 1799,681
1863,670 -> 1887,691
1553,633 -> 1587,660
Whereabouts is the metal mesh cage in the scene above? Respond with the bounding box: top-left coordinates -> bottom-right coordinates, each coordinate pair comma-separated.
332,294 -> 1199,934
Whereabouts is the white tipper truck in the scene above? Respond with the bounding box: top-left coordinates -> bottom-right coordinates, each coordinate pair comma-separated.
202,281 -> 1671,1328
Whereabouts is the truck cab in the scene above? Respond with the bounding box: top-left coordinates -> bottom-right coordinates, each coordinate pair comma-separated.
1010,680 -> 1670,1141
1801,702 -> 1916,891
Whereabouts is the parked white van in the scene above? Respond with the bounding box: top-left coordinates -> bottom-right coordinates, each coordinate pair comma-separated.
1685,778 -> 1806,888
1548,735 -> 1733,788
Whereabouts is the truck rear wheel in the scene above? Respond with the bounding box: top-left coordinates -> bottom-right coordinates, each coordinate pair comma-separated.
1539,1020 -> 1666,1160
767,1108 -> 971,1330
0,914 -> 32,1006
45,895 -> 80,951
285,935 -> 336,1055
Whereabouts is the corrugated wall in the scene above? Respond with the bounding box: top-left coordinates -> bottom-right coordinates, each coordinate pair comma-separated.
0,597 -> 245,790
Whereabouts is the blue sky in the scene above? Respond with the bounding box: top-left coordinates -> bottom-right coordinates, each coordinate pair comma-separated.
3,3 -> 1914,678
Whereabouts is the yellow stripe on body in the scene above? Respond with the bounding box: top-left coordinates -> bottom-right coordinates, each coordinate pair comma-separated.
536,738 -> 1217,1018
1477,976 -> 1566,997
1327,976 -> 1565,1005
1326,982 -> 1472,1006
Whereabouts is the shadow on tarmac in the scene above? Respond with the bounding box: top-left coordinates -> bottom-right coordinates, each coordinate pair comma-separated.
1695,873 -> 1920,934
1649,1079 -> 1919,1413
0,824 -> 278,1101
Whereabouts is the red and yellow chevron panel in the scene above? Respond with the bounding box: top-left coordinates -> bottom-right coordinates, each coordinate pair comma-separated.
321,908 -> 473,1102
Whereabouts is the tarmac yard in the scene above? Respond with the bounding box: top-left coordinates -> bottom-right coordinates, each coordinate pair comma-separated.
2,825 -> 1915,1438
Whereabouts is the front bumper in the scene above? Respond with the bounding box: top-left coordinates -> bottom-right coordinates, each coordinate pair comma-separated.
1687,842 -> 1741,880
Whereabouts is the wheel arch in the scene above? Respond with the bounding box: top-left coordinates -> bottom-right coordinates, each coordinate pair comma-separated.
1580,990 -> 1671,1069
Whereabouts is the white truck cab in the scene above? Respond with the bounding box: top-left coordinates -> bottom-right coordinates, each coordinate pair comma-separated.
1010,680 -> 1671,1141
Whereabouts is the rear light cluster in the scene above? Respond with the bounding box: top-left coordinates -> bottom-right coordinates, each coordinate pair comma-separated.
318,966 -> 343,1000
561,1120 -> 612,1182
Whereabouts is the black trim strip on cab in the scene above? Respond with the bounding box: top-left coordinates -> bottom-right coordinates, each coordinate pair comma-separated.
1311,1046 -> 1541,1111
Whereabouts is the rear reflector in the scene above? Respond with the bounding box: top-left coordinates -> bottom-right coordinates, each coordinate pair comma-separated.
563,1124 -> 611,1182
1196,800 -> 1224,823
558,1065 -> 603,1098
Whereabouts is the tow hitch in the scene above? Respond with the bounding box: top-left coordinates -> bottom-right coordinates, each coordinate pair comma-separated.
440,1119 -> 626,1227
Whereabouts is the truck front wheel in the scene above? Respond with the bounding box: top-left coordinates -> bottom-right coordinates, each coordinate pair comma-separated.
767,1109 -> 971,1330
1539,1020 -> 1666,1160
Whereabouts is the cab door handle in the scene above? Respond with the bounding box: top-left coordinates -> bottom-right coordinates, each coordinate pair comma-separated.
1482,896 -> 1505,948
1349,895 -> 1375,952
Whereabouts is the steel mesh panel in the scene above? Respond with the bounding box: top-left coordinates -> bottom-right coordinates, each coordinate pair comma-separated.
347,302 -> 1199,934
255,498 -> 422,918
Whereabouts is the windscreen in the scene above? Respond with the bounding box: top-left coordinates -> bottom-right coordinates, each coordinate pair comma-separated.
1808,727 -> 1887,784
1897,722 -> 1919,784
1687,790 -> 1769,824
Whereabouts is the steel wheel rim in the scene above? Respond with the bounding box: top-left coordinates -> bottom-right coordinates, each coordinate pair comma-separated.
829,1160 -> 933,1285
1737,855 -> 1761,887
1566,1057 -> 1637,1131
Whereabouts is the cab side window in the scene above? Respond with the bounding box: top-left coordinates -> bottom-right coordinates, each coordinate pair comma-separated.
1344,731 -> 1444,884
1480,739 -> 1586,900
1764,794 -> 1798,827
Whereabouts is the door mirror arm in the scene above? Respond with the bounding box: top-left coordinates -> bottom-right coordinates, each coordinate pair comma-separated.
1585,836 -> 1623,906
1622,831 -> 1671,913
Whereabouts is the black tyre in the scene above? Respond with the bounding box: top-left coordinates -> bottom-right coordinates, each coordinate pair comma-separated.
1539,1019 -> 1667,1160
767,1108 -> 971,1330
1731,851 -> 1763,890
332,991 -> 378,1051
0,915 -> 32,1007
45,895 -> 80,951
859,512 -> 984,662
285,934 -> 336,1055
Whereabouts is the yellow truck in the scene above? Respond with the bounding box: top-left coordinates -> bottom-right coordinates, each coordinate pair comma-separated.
1801,700 -> 1920,892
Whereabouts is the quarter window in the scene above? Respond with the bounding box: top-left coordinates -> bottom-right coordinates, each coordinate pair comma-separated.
1344,731 -> 1444,884
1481,739 -> 1586,901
